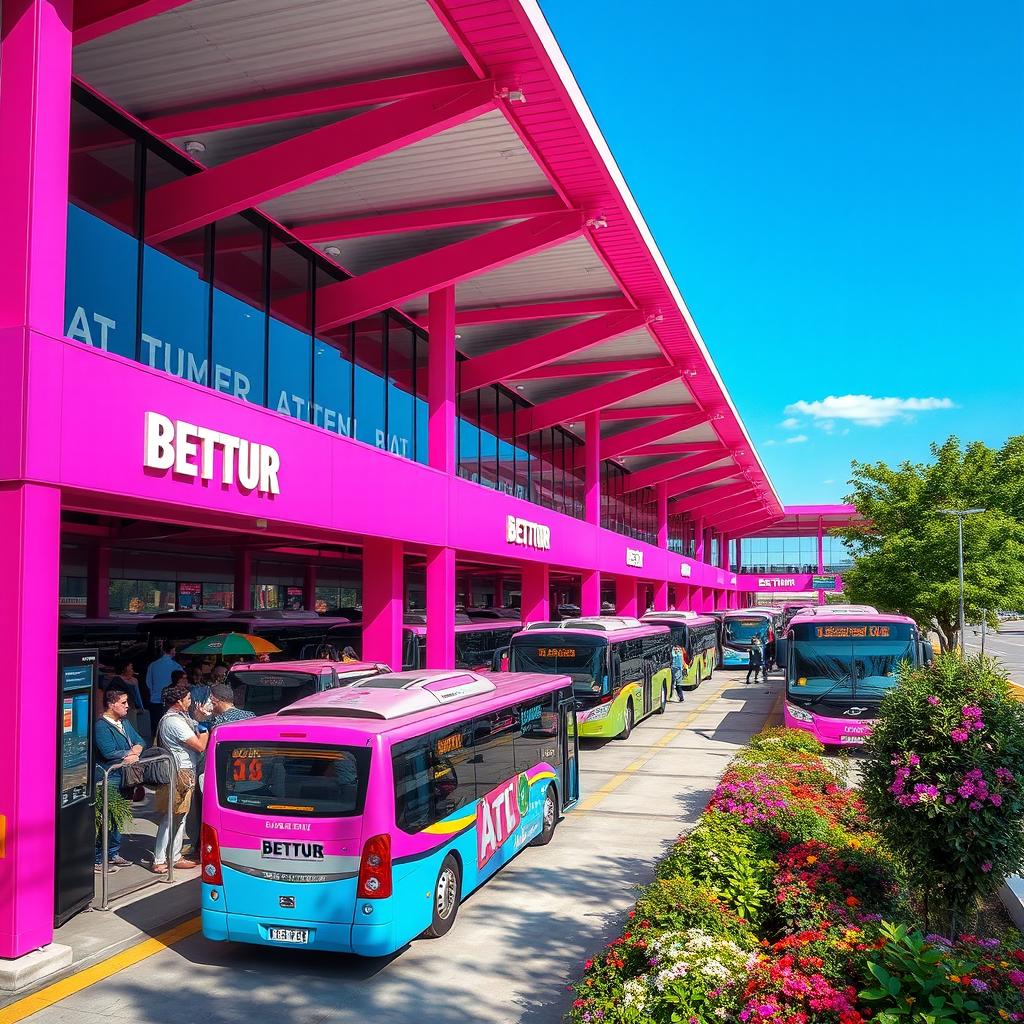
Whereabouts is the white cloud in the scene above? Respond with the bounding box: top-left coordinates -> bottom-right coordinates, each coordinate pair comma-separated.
785,395 -> 955,428
823,479 -> 835,485
762,439 -> 777,446
780,417 -> 802,430
785,434 -> 808,444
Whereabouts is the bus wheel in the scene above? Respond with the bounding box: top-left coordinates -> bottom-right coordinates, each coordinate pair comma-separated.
424,855 -> 461,938
655,683 -> 668,714
531,785 -> 559,847
618,703 -> 635,740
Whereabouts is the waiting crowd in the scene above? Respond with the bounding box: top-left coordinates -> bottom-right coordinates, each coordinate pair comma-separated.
94,640 -> 259,875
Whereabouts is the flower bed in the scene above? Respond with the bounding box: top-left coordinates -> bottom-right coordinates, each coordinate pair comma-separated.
566,727 -> 1024,1024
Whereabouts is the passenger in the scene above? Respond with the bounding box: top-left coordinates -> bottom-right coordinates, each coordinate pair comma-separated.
746,637 -> 764,686
200,683 -> 257,732
672,646 -> 686,702
340,646 -> 360,663
187,663 -> 211,719
210,663 -> 229,686
145,640 -> 183,735
102,658 -> 145,735
94,686 -> 145,872
151,682 -> 207,874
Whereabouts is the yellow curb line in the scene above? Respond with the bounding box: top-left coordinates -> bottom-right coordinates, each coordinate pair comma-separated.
0,917 -> 202,1024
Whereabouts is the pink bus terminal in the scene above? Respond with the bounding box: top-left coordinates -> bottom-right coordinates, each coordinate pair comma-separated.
0,0 -> 861,973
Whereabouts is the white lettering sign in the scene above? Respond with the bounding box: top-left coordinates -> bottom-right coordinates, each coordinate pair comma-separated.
143,411 -> 281,496
680,563 -> 692,578
506,515 -> 551,551
757,577 -> 797,589
625,548 -> 644,568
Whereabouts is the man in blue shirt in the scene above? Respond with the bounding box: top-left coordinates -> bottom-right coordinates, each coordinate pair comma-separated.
94,686 -> 145,870
145,640 -> 183,734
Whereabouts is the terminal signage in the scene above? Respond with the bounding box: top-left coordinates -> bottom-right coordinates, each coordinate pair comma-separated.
757,576 -> 797,589
143,411 -> 281,496
679,563 -> 692,578
625,548 -> 644,568
812,574 -> 838,591
506,515 -> 551,551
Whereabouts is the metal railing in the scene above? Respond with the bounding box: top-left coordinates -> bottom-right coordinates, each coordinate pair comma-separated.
98,751 -> 176,911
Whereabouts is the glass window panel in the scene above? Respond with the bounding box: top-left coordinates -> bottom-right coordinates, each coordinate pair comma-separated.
458,387 -> 480,482
314,265 -> 354,439
212,214 -> 266,405
497,389 -> 515,495
386,318 -> 415,460
268,238 -> 312,422
141,152 -> 209,389
353,315 -> 386,447
414,331 -> 429,465
479,389 -> 498,489
65,101 -> 139,360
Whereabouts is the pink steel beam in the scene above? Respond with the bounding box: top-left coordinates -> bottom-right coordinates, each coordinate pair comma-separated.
145,80 -> 496,243
678,495 -> 762,522
293,195 -> 566,243
669,481 -> 750,515
309,211 -> 585,330
144,67 -> 479,137
717,509 -> 779,534
635,442 -> 724,456
449,297 -> 634,327
517,367 -> 679,435
601,403 -> 695,421
73,0 -> 191,45
460,309 -> 648,392
600,410 -> 707,461
505,357 -> 666,381
662,465 -> 742,498
620,450 -> 729,493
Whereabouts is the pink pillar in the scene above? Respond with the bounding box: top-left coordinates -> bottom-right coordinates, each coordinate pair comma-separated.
462,575 -> 474,609
694,516 -> 706,562
0,483 -> 61,958
581,569 -> 601,616
494,574 -> 505,608
615,576 -> 638,617
233,549 -> 252,611
736,537 -> 743,573
690,585 -> 702,612
362,539 -> 404,669
86,543 -> 110,618
719,532 -> 729,570
428,286 -> 457,475
817,515 -> 826,606
656,482 -> 669,549
426,546 -> 456,668
521,563 -> 550,623
303,564 -> 317,612
584,412 -> 601,525
704,527 -> 713,565
653,579 -> 669,612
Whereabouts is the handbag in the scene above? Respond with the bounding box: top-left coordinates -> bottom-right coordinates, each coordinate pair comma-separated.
153,768 -> 195,816
143,716 -> 176,787
119,760 -> 145,796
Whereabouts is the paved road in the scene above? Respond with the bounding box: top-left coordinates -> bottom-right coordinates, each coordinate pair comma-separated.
964,619 -> 1024,685
13,672 -> 782,1024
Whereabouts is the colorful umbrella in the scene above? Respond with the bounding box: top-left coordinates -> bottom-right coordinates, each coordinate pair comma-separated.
181,632 -> 282,656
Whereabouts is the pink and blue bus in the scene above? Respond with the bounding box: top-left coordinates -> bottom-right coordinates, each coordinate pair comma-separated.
720,608 -> 777,669
781,612 -> 931,746
201,670 -> 579,955
225,659 -> 390,715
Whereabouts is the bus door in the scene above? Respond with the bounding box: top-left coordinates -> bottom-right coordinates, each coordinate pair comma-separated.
558,695 -> 580,808
641,660 -> 654,717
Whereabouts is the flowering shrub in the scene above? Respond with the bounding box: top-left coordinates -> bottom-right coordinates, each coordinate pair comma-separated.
861,653 -> 1024,931
566,723 -> 1024,1024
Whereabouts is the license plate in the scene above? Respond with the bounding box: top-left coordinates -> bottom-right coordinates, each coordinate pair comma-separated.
840,735 -> 867,744
267,927 -> 309,944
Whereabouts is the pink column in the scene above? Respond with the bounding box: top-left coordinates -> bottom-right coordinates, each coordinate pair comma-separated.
580,569 -> 601,616
656,481 -> 669,549
694,516 -> 706,562
233,549 -> 252,610
426,546 -> 456,668
584,412 -> 601,526
427,286 -> 457,475
736,537 -> 743,574
615,576 -> 638,617
653,579 -> 669,612
690,585 -> 702,612
86,543 -> 110,618
719,532 -> 729,570
817,515 -> 826,606
0,483 -> 61,958
704,527 -> 713,565
362,539 -> 404,670
302,564 -> 317,612
494,574 -> 505,608
521,563 -> 550,623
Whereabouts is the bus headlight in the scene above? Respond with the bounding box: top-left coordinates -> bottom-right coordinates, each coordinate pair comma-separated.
588,703 -> 611,720
787,703 -> 813,723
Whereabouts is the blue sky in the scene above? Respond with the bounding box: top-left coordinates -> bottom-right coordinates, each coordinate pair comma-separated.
539,0 -> 1023,504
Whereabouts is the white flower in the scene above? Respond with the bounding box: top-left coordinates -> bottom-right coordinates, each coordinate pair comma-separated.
622,976 -> 649,1011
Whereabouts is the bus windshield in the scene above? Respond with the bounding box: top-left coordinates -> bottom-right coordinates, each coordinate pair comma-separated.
789,622 -> 915,699
724,617 -> 770,644
509,642 -> 607,697
216,742 -> 370,817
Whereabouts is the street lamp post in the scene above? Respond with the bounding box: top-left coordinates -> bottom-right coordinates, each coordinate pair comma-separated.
940,508 -> 985,653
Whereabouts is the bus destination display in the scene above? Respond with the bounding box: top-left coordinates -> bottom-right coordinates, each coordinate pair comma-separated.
537,647 -> 576,658
815,624 -> 892,639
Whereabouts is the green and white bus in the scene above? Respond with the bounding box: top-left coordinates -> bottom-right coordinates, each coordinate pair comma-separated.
508,617 -> 673,739
641,612 -> 719,691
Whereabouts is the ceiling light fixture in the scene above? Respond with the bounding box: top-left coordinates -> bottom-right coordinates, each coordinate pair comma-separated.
586,215 -> 608,230
499,86 -> 527,103
183,139 -> 206,157
324,245 -> 342,257
516,385 -> 525,391
682,368 -> 698,378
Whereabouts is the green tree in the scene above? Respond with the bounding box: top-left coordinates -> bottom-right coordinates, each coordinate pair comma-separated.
836,436 -> 1024,650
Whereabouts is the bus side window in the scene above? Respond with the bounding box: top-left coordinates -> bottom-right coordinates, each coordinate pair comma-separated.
513,696 -> 558,772
393,741 -> 433,833
473,709 -> 521,798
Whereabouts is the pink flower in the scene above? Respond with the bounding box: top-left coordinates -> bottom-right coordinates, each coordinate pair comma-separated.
981,861 -> 993,872
951,728 -> 970,743
990,793 -> 1003,807
927,695 -> 940,706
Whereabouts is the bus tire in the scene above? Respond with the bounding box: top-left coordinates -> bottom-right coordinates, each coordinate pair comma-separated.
655,683 -> 668,714
618,703 -> 634,740
424,854 -> 461,939
531,785 -> 559,847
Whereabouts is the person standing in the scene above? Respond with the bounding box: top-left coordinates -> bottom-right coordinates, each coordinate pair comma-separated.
94,687 -> 145,871
151,682 -> 207,873
145,640 -> 183,735
745,637 -> 764,685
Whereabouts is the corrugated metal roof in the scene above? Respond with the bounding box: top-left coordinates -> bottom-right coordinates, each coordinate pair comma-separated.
263,111 -> 554,227
556,328 -> 662,364
606,379 -> 694,410
455,315 -> 588,356
74,0 -> 463,113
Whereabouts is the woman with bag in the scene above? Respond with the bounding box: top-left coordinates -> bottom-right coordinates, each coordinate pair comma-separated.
94,686 -> 145,872
151,682 -> 208,874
